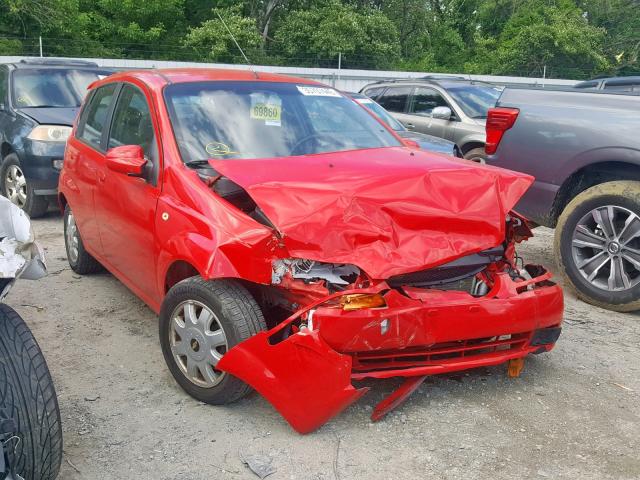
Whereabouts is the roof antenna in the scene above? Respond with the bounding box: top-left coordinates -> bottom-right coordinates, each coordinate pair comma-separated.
216,10 -> 259,79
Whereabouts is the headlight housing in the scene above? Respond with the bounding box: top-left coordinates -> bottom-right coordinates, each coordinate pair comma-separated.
27,125 -> 72,142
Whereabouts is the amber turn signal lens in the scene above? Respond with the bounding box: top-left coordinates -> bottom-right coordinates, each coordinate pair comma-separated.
340,293 -> 386,311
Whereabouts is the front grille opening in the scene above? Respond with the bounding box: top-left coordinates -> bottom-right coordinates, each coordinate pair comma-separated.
351,332 -> 530,372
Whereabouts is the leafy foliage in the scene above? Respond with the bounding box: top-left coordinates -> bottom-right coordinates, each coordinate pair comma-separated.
0,0 -> 637,78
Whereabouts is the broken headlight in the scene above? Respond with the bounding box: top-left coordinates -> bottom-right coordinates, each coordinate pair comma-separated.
272,259 -> 360,288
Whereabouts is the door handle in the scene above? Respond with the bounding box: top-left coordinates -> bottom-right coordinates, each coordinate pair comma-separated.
406,123 -> 415,130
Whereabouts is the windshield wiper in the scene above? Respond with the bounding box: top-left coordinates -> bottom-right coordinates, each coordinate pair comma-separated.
20,105 -> 79,108
184,159 -> 212,169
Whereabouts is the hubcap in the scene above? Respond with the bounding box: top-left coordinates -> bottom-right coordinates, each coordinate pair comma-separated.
169,300 -> 228,388
4,165 -> 27,208
65,211 -> 79,263
571,205 -> 640,291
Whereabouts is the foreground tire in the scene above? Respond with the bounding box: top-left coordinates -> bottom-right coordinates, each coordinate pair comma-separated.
159,277 -> 267,404
1,154 -> 49,218
0,304 -> 62,480
63,204 -> 102,274
555,180 -> 640,312
463,147 -> 488,163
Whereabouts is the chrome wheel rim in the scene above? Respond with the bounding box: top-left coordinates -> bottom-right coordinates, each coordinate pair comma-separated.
65,211 -> 79,263
169,300 -> 228,388
4,165 -> 27,208
572,205 -> 640,291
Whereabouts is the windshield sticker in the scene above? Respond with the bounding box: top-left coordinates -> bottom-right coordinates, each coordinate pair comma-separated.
296,86 -> 341,98
206,142 -> 238,156
357,98 -> 373,104
250,93 -> 282,126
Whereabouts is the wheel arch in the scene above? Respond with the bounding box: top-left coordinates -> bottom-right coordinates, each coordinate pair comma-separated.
459,140 -> 485,156
551,160 -> 640,227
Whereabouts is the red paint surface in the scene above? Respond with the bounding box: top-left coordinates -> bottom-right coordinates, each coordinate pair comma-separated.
60,68 -> 563,433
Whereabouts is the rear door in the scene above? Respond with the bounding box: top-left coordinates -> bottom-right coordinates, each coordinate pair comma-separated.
406,87 -> 455,140
66,83 -> 118,255
93,82 -> 161,303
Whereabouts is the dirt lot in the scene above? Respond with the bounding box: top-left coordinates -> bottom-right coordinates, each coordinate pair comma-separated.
7,214 -> 640,480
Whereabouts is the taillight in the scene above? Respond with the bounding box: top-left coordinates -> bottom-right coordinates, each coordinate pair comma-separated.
485,107 -> 519,155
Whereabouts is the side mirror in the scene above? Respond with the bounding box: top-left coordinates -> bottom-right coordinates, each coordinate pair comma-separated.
105,145 -> 147,177
431,106 -> 452,120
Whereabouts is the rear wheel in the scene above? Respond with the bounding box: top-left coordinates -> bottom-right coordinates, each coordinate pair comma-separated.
159,277 -> 266,405
1,154 -> 49,218
0,304 -> 63,480
63,204 -> 102,274
555,180 -> 640,312
463,147 -> 487,163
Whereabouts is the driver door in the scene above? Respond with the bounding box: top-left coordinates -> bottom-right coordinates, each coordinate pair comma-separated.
406,87 -> 455,140
93,83 -> 161,303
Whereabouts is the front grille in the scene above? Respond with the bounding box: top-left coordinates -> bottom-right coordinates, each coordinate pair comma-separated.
387,264 -> 483,288
350,333 -> 530,372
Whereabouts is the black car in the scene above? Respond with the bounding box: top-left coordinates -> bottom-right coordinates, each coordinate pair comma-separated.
0,59 -> 113,217
573,76 -> 640,93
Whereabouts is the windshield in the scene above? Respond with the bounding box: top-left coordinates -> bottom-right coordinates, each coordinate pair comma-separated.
446,85 -> 502,119
354,97 -> 405,131
12,69 -> 110,108
165,81 -> 401,162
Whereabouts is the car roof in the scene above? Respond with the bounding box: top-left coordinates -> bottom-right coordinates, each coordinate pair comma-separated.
362,76 -> 494,90
6,58 -> 100,69
90,68 -> 324,90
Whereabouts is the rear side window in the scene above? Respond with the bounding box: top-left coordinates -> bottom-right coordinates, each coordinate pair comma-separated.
603,80 -> 639,92
377,86 -> 412,113
362,86 -> 385,101
409,87 -> 449,116
77,84 -> 117,149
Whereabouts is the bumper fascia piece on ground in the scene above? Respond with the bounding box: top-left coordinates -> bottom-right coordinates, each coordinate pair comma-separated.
218,265 -> 563,433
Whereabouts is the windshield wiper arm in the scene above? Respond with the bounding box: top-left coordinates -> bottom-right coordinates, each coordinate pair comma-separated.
184,159 -> 212,168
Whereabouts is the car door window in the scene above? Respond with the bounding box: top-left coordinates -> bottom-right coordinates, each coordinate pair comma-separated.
377,86 -> 411,113
362,86 -> 386,101
78,84 -> 117,150
409,87 -> 449,116
108,84 -> 158,183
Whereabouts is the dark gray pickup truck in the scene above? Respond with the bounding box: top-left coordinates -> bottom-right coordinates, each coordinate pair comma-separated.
486,87 -> 640,312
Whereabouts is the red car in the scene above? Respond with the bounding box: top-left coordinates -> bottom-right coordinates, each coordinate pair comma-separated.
58,69 -> 563,433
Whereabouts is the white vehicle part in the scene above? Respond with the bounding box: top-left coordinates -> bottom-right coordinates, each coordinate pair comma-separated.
272,258 -> 360,286
0,197 -> 47,300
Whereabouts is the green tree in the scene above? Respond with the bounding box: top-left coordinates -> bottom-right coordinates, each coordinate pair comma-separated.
184,5 -> 262,62
274,1 -> 400,68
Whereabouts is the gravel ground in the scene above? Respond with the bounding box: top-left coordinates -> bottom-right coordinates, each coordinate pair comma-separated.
7,213 -> 640,480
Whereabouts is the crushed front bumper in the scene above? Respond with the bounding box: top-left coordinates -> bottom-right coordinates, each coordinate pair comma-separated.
218,266 -> 563,433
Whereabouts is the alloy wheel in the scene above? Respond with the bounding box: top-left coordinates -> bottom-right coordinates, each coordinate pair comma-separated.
169,300 -> 228,388
571,205 -> 640,291
65,211 -> 79,264
4,165 -> 27,208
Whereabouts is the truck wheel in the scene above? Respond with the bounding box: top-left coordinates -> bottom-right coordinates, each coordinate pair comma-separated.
159,277 -> 267,404
0,304 -> 63,480
1,154 -> 49,218
63,204 -> 102,274
463,147 -> 487,163
555,180 -> 640,312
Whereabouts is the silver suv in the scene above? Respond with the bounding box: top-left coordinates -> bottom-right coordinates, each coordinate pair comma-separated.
360,77 -> 502,162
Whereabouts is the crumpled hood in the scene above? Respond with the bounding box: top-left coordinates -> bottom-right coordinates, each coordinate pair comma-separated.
209,147 -> 533,279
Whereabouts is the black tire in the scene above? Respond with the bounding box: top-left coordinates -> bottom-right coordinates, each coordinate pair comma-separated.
63,204 -> 102,274
0,304 -> 62,480
555,180 -> 640,312
0,154 -> 49,218
159,277 -> 266,404
463,147 -> 488,163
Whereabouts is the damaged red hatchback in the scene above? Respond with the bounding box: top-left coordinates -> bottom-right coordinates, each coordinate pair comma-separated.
59,69 -> 563,433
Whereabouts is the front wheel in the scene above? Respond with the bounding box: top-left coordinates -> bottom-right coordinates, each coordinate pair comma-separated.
555,180 -> 640,312
0,154 -> 49,218
0,304 -> 63,480
159,277 -> 266,404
